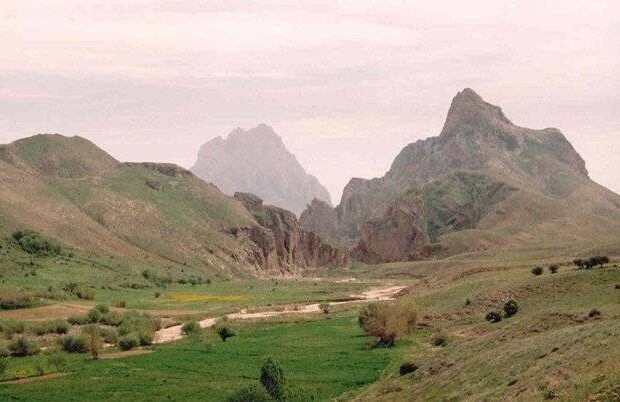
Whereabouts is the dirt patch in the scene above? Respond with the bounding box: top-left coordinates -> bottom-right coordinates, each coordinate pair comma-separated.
100,349 -> 154,360
4,372 -> 69,384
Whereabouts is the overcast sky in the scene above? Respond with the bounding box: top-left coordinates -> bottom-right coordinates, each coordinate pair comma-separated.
1,1 -> 619,202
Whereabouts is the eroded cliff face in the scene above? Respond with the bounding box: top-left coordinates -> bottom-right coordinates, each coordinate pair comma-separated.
300,88 -> 619,264
231,192 -> 348,273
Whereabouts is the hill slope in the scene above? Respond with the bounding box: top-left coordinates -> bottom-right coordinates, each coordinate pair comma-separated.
191,124 -> 331,215
300,89 -> 620,262
0,134 -> 344,277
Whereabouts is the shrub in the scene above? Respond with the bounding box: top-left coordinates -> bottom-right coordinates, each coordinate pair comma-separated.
485,311 -> 502,323
93,304 -> 110,314
227,384 -> 271,402
46,353 -> 66,370
82,324 -> 102,359
503,300 -> 519,317
11,230 -> 61,256
68,315 -> 90,325
319,303 -> 330,314
358,297 -> 417,347
100,327 -> 118,344
100,311 -> 123,326
1,321 -> 26,339
549,265 -> 559,274
58,335 -> 89,354
531,266 -> 543,276
430,331 -> 448,347
87,308 -> 104,323
181,321 -> 201,336
216,326 -> 236,342
588,308 -> 601,318
260,357 -> 286,401
114,300 -> 127,308
465,298 -> 471,306
118,334 -> 140,351
0,357 -> 7,376
0,291 -> 35,310
76,288 -> 95,300
399,362 -> 419,375
51,320 -> 69,334
9,337 -> 40,356
0,346 -> 10,358
573,258 -> 585,269
117,311 -> 157,346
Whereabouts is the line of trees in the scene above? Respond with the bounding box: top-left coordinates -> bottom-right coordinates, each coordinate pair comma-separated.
573,256 -> 610,270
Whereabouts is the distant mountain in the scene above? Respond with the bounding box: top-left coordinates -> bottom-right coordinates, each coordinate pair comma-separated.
0,134 -> 345,276
300,89 -> 620,262
191,124 -> 331,215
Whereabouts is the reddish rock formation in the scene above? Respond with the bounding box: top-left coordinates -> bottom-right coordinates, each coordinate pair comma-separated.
232,192 -> 348,273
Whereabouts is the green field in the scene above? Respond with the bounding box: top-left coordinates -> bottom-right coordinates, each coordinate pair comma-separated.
0,314 -> 409,401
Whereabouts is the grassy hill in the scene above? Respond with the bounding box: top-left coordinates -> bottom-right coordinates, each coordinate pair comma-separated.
0,134 -> 262,278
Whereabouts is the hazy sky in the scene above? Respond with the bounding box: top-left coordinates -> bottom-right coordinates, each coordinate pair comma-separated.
1,1 -> 619,202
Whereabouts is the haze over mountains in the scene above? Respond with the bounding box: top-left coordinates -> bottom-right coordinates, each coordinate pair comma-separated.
300,89 -> 620,262
191,124 -> 331,216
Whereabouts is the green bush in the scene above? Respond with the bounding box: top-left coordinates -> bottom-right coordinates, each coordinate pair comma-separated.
216,326 -> 236,342
430,331 -> 448,347
227,384 -> 271,402
100,327 -> 118,344
0,291 -> 35,310
0,346 -> 10,358
100,311 -> 123,326
181,321 -> 201,336
260,357 -> 286,401
549,265 -> 559,274
117,311 -> 157,346
9,336 -> 40,356
531,266 -> 543,276
399,362 -> 418,375
51,320 -> 69,334
68,315 -> 90,325
1,321 -> 26,339
58,335 -> 89,353
118,334 -> 140,351
11,230 -> 61,256
503,300 -> 519,317
76,288 -> 95,300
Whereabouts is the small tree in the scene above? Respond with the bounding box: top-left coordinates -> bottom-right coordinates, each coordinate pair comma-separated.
531,266 -> 543,276
358,297 -> 417,347
319,303 -> 330,314
503,300 -> 519,317
260,357 -> 286,401
216,326 -> 236,342
82,324 -> 102,360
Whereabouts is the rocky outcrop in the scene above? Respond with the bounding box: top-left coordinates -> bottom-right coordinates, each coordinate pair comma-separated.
298,198 -> 340,245
300,88 -> 620,263
232,192 -> 348,273
191,124 -> 331,215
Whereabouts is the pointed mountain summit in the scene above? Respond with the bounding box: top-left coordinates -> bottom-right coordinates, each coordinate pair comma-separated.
191,124 -> 331,215
301,89 -> 620,263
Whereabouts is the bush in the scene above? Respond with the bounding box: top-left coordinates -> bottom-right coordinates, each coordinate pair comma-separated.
319,303 -> 330,314
260,357 -> 286,401
51,320 -> 69,334
399,362 -> 419,375
114,300 -> 127,308
9,337 -> 40,356
588,308 -> 601,318
117,311 -> 157,346
11,230 -> 61,256
358,297 -> 417,347
81,324 -> 102,359
549,265 -> 559,274
100,311 -> 123,326
430,331 -> 448,347
0,346 -> 10,358
68,315 -> 90,325
87,308 -> 104,323
531,266 -> 543,276
0,357 -> 7,376
227,384 -> 271,402
485,311 -> 502,323
76,288 -> 95,300
100,327 -> 118,344
58,335 -> 89,353
118,334 -> 140,351
181,321 -> 201,336
0,291 -> 35,310
503,300 -> 519,317
216,326 -> 236,342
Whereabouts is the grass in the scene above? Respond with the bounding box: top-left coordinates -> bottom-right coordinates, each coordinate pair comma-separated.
0,314 -> 409,401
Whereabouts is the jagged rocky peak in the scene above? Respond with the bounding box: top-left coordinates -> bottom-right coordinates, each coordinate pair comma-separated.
441,88 -> 513,135
191,124 -> 331,215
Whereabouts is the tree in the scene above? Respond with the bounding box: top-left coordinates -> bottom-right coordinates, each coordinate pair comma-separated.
358,297 -> 417,347
216,326 -> 236,342
260,357 -> 286,401
82,324 -> 102,360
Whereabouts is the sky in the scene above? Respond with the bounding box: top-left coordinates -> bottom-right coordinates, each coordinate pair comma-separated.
1,0 -> 619,202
